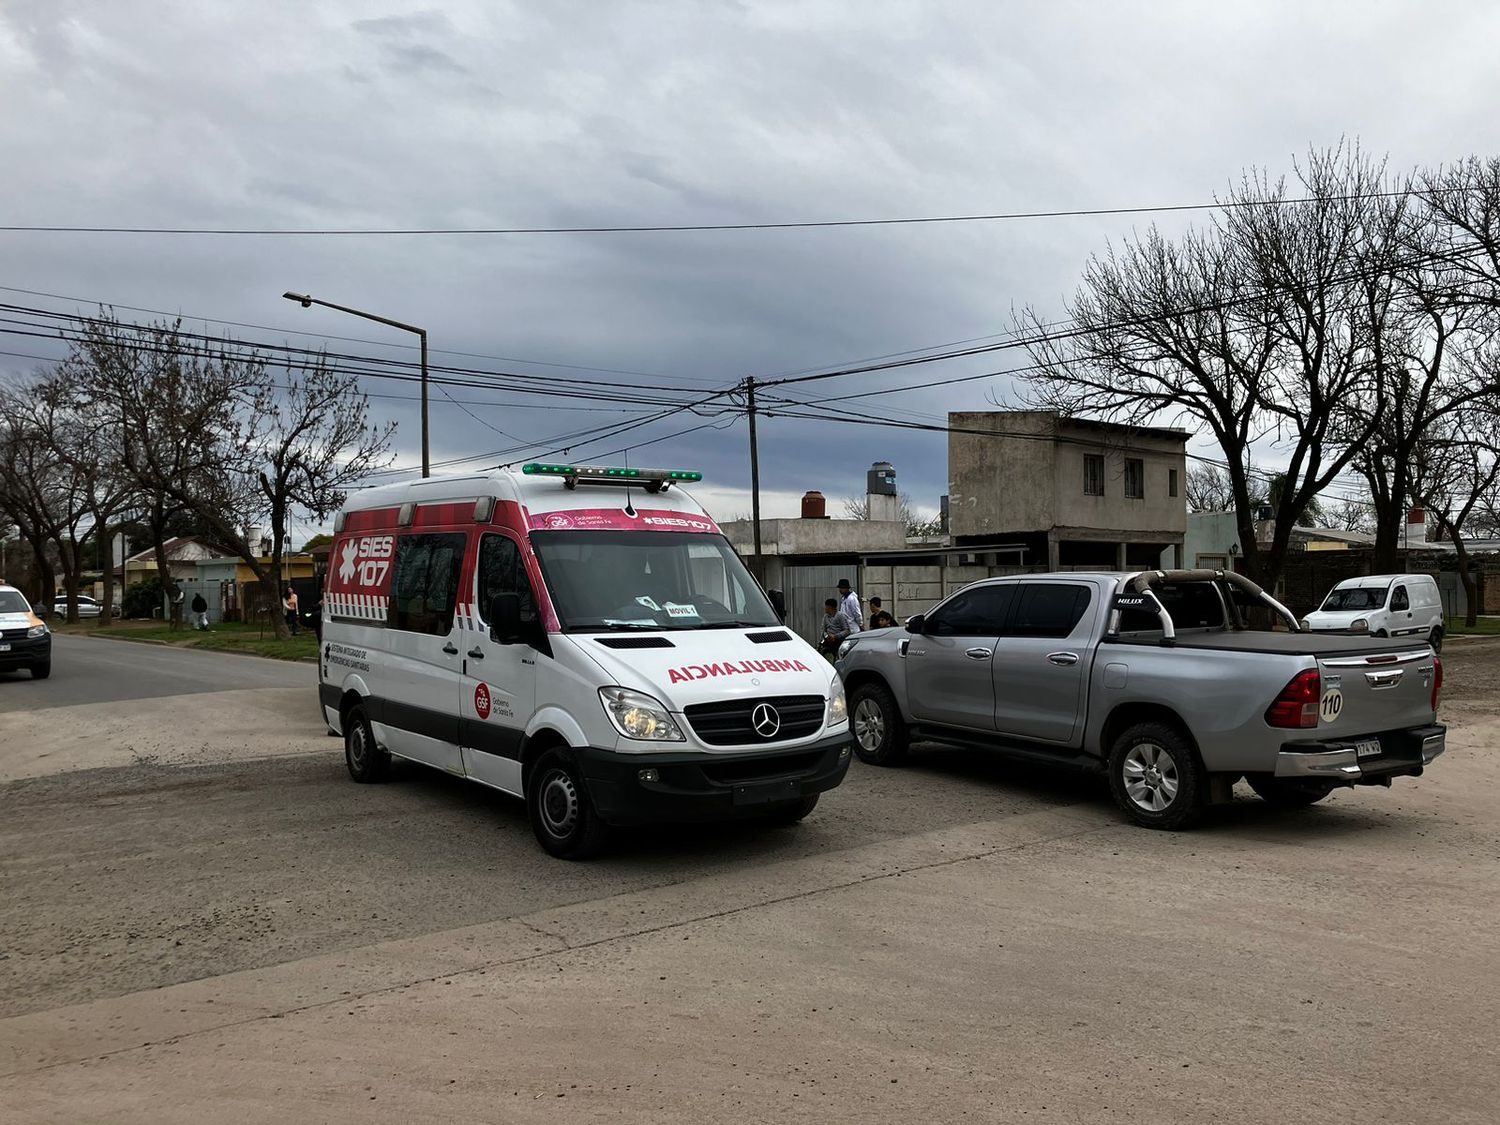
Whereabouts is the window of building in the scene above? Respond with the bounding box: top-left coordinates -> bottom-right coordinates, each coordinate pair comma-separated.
1169,468 -> 1179,498
1006,583 -> 1093,639
388,533 -> 466,636
1083,454 -> 1104,496
1124,458 -> 1145,500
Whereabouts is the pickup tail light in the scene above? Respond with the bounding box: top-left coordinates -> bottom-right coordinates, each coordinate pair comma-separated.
1432,656 -> 1443,713
1266,669 -> 1322,729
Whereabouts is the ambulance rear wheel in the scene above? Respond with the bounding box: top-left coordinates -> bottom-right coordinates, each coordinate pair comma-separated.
528,748 -> 611,860
343,703 -> 390,783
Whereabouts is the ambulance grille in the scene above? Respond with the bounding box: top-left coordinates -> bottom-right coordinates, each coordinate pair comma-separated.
684,694 -> 824,745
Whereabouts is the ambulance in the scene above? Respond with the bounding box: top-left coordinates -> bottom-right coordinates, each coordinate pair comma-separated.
318,462 -> 852,858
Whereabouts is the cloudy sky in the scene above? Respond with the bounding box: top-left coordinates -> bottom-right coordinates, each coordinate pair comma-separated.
4,1 -> 1500,527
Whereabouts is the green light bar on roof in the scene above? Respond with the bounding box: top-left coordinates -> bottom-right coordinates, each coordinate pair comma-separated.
521,463 -> 702,491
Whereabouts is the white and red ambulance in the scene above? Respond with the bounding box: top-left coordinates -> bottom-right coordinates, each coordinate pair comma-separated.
319,462 -> 852,858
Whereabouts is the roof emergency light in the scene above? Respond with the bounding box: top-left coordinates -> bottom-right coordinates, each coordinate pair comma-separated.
521,463 -> 702,493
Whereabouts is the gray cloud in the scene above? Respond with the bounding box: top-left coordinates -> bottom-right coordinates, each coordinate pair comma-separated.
3,1 -> 1500,520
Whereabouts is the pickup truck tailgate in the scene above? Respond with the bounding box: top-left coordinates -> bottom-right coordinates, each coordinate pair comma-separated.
1316,648 -> 1437,735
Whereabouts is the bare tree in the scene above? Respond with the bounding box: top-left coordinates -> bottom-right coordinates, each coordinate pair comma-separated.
1325,496 -> 1376,534
1413,410 -> 1500,627
1184,463 -> 1237,512
1020,144 -> 1398,586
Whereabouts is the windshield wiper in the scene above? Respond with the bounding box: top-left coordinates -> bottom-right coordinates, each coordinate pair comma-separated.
694,621 -> 776,630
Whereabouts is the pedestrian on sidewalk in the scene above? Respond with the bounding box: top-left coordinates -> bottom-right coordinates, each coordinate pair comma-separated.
190,591 -> 210,631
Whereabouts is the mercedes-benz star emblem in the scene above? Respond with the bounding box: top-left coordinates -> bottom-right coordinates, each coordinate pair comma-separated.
751,702 -> 781,739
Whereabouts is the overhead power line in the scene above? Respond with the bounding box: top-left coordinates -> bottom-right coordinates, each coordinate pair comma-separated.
0,189 -> 1427,237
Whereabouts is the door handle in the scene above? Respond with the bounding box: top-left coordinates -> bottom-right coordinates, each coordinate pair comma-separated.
442,642 -> 459,655
467,647 -> 484,660
965,647 -> 993,660
1047,651 -> 1080,666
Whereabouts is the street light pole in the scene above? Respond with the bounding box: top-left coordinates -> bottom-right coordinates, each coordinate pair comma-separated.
282,291 -> 430,478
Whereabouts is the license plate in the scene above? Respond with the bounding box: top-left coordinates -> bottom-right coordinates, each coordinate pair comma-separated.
732,779 -> 801,806
1354,739 -> 1382,759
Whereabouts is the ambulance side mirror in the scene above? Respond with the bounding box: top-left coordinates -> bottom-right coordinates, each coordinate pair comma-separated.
767,588 -> 786,622
489,593 -> 525,645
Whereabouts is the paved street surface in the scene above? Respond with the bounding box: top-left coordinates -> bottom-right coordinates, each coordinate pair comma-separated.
1,635 -> 1497,1123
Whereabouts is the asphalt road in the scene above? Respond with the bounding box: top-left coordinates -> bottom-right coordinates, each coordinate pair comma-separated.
0,634 -> 314,712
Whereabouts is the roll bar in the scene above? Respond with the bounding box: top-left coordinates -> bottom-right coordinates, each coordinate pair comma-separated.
1111,569 -> 1303,645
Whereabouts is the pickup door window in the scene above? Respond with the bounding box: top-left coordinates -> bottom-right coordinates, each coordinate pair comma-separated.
905,584 -> 1014,731
992,582 -> 1093,746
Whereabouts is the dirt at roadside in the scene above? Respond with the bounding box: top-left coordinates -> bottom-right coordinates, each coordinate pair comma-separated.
1435,637 -> 1500,731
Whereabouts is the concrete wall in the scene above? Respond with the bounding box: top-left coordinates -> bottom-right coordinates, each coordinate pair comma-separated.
1160,511 -> 1243,570
720,517 -> 907,557
947,411 -> 1186,542
947,411 -> 1058,538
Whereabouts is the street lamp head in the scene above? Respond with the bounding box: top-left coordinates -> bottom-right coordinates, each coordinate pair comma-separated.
282,291 -> 313,308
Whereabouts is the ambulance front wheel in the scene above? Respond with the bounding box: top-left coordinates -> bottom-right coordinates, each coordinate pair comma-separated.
343,703 -> 390,783
528,747 -> 612,860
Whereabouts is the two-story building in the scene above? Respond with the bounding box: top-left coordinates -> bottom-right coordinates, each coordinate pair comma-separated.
947,411 -> 1188,570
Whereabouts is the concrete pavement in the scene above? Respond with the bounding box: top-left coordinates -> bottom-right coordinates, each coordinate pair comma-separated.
1,639 -> 1497,1122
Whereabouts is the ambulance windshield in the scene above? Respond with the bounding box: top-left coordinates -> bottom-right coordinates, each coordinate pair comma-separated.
530,530 -> 780,632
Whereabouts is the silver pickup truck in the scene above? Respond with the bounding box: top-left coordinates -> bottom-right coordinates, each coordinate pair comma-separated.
835,570 -> 1445,829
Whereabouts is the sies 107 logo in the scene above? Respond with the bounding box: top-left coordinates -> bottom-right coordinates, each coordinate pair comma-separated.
338,536 -> 394,587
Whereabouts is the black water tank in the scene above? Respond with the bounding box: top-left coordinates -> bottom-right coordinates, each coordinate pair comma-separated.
867,461 -> 897,496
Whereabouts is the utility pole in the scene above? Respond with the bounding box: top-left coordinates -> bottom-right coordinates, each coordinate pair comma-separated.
745,376 -> 763,581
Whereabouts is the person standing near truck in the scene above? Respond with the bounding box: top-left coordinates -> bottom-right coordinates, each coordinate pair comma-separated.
836,578 -> 861,629
821,597 -> 854,658
190,591 -> 210,631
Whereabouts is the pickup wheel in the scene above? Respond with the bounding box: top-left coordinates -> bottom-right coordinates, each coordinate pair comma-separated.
1246,775 -> 1336,807
1429,626 -> 1444,654
1107,722 -> 1207,830
849,682 -> 909,766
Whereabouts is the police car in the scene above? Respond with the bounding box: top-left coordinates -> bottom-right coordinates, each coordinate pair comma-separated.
0,583 -> 52,679
319,463 -> 852,859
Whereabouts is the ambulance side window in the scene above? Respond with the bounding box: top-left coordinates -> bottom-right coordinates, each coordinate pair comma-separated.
388,533 -> 466,636
477,535 -> 537,623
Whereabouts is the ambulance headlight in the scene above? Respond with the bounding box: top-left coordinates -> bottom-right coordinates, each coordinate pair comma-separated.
599,687 -> 684,742
826,676 -> 848,727
27,624 -> 49,639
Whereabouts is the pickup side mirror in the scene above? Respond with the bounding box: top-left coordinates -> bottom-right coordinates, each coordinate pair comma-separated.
905,613 -> 925,634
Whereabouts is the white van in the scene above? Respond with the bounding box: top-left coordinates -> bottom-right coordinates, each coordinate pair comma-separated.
1302,574 -> 1445,651
318,462 -> 852,859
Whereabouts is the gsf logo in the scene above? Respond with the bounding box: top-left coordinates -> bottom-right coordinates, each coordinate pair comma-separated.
338,535 -> 394,587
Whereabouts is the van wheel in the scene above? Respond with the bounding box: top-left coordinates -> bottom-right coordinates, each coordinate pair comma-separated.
1429,627 -> 1444,654
849,683 -> 909,766
1246,776 -> 1336,807
1107,722 -> 1207,830
343,704 -> 390,783
768,794 -> 819,825
528,748 -> 611,860
30,660 -> 51,680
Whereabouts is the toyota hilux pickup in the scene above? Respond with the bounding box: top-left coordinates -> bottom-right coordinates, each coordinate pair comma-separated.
836,570 -> 1445,829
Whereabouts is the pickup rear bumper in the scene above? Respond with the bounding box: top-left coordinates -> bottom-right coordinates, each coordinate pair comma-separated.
1275,724 -> 1445,783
